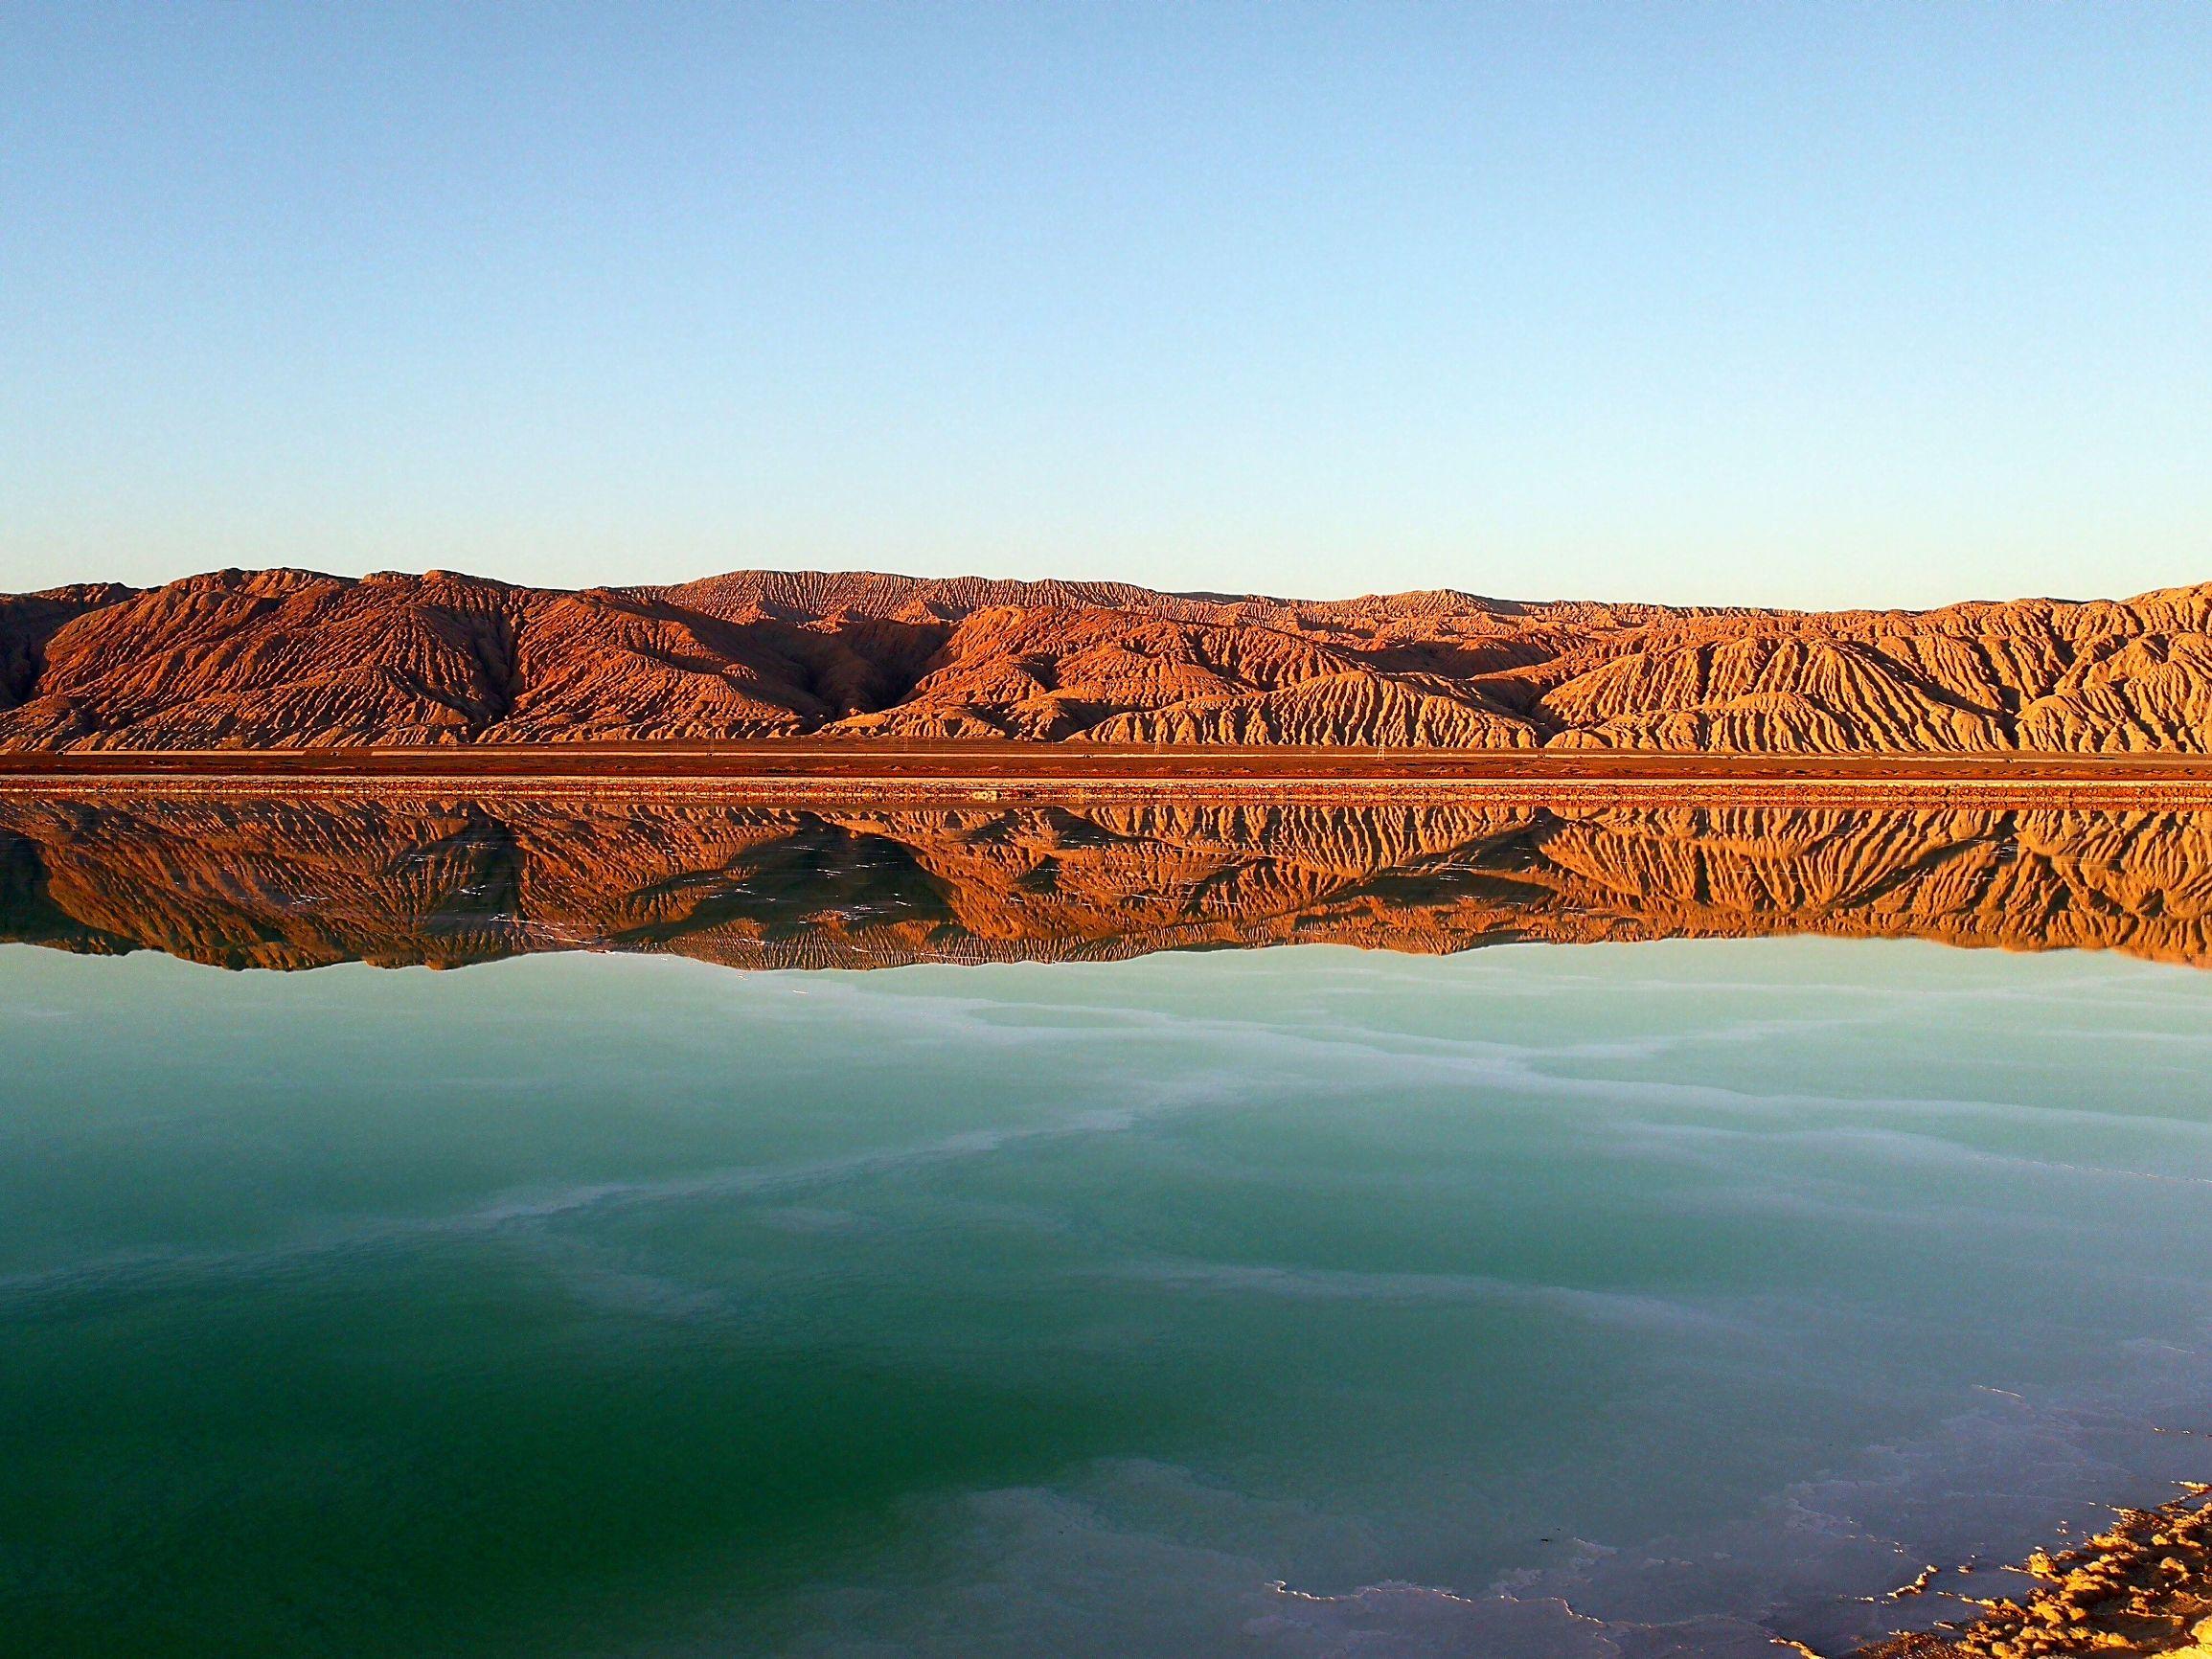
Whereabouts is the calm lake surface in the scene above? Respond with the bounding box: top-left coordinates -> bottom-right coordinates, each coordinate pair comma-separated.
4,803 -> 2212,1656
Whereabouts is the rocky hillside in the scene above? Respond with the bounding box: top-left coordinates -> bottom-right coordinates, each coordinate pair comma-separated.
6,567 -> 2212,751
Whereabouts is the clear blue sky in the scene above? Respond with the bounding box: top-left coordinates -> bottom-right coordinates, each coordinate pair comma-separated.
3,2 -> 2207,607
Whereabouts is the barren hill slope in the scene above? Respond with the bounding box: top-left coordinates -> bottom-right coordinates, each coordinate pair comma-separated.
5,566 -> 2211,753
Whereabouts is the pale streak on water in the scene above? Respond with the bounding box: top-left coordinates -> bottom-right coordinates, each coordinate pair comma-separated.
0,937 -> 2208,1657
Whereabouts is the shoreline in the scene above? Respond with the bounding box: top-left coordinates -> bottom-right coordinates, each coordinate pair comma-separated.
1850,1484 -> 2212,1657
8,744 -> 2212,807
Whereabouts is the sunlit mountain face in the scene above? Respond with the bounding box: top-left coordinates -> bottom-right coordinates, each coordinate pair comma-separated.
11,567 -> 2212,751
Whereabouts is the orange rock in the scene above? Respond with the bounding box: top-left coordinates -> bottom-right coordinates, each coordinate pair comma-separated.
8,568 -> 2212,752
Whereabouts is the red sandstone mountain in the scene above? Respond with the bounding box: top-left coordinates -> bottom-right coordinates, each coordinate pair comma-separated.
5,566 -> 2212,751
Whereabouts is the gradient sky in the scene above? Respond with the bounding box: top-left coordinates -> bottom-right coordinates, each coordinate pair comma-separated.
4,3 -> 2208,608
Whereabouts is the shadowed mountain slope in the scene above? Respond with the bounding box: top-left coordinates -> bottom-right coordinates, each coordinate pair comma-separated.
5,567 -> 2212,752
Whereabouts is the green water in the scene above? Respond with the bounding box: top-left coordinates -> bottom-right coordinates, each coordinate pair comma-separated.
4,939 -> 2211,1656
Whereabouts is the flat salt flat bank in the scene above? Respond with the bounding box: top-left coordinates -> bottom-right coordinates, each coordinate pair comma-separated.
7,741 -> 2212,807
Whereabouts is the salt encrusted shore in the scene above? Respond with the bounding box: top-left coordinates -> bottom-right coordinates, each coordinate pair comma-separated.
1854,1485 -> 2212,1657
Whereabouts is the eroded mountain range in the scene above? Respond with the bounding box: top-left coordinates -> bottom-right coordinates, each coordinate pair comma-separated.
5,794 -> 2208,971
7,567 -> 2212,751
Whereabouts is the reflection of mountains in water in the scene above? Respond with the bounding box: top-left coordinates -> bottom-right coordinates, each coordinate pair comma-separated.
5,795 -> 2212,971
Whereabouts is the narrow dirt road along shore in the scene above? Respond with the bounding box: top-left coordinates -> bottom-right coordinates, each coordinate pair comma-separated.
7,743 -> 2212,807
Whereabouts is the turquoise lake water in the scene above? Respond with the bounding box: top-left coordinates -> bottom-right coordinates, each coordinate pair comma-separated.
4,937 -> 2211,1656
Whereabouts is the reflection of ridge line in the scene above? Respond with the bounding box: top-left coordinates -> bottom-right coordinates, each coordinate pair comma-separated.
5,797 -> 2212,971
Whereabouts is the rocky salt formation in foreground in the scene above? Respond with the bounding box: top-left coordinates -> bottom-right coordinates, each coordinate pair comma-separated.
7,567 -> 2212,751
1854,1486 -> 2212,1657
